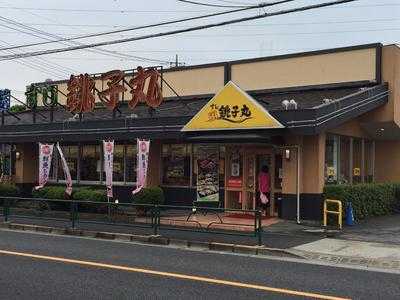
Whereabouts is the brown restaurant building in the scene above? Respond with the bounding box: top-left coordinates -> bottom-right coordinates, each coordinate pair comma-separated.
1,43 -> 399,221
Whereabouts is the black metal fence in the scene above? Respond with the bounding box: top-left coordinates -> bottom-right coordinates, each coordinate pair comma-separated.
0,197 -> 263,245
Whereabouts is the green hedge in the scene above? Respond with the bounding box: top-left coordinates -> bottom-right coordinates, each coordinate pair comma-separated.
73,188 -> 107,202
32,186 -> 106,201
32,186 -> 67,199
133,187 -> 165,205
324,183 -> 400,220
0,184 -> 19,196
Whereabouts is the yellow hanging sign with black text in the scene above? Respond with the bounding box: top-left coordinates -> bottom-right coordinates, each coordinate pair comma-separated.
182,81 -> 283,131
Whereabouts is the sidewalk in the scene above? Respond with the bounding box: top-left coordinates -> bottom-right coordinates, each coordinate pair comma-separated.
290,238 -> 400,271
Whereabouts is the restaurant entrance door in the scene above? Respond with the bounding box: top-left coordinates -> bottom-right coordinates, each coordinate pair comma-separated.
224,146 -> 279,216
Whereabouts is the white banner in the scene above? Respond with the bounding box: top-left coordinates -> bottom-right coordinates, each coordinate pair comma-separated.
56,143 -> 72,196
103,140 -> 114,198
35,143 -> 54,190
132,139 -> 150,195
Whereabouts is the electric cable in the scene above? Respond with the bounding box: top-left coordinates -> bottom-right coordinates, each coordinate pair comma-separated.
176,0 -> 252,8
0,0 -> 359,61
0,15 -> 172,65
0,39 -> 75,76
0,0 -> 295,52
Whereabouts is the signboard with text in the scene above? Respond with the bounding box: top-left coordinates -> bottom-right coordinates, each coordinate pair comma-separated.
182,81 -> 283,131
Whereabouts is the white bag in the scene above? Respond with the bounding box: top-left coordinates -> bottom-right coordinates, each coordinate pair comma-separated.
260,193 -> 269,205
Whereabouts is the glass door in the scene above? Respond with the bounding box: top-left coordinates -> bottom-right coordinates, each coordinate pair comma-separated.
224,147 -> 243,210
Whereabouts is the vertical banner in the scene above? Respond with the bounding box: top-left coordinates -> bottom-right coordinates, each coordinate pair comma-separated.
196,145 -> 219,202
132,139 -> 150,195
103,140 -> 114,198
35,143 -> 54,190
56,143 -> 72,196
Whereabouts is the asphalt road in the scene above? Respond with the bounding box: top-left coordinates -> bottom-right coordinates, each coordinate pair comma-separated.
0,230 -> 399,299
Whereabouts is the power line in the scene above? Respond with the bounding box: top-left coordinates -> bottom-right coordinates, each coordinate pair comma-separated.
0,39 -> 75,76
0,2 -> 396,12
0,1 -> 174,65
0,0 -> 294,52
14,17 -> 397,29
176,0 -> 251,8
0,15 -> 172,65
0,0 -> 359,61
213,0 -> 259,5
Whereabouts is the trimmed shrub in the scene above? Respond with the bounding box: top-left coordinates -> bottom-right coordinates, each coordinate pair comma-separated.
73,188 -> 107,213
324,183 -> 400,221
9,105 -> 26,113
32,186 -> 67,200
73,188 -> 107,202
0,183 -> 19,196
133,187 -> 164,205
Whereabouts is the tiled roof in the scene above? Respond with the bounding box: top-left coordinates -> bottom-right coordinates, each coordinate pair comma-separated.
2,85 -> 367,126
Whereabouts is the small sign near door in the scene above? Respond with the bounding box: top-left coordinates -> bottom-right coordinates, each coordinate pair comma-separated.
228,178 -> 242,188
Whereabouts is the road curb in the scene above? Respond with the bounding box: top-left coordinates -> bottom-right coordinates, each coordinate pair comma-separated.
0,222 -> 301,259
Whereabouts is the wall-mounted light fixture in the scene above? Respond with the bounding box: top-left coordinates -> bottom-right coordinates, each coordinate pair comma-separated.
285,149 -> 291,160
15,151 -> 21,160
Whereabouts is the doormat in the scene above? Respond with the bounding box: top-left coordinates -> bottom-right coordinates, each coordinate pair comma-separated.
224,213 -> 269,220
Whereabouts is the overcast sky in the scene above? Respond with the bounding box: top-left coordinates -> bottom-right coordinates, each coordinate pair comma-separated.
0,0 -> 399,101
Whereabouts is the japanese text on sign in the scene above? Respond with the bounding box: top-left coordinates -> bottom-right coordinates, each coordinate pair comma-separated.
208,103 -> 252,124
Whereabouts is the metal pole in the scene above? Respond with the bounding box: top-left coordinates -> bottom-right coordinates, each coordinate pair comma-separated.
70,201 -> 76,229
257,210 -> 262,246
4,198 -> 9,222
296,146 -> 301,224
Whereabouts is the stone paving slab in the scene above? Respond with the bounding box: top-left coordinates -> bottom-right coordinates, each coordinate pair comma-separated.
290,238 -> 400,271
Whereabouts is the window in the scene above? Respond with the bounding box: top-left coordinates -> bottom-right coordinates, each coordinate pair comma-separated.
80,145 -> 101,181
1,144 -> 12,176
49,149 -> 58,181
325,135 -> 375,185
364,140 -> 374,183
58,145 -> 78,181
325,135 -> 339,184
162,144 -> 191,186
352,138 -> 362,184
192,144 -> 224,188
125,143 -> 137,182
219,146 -> 225,188
113,144 -> 124,182
339,136 -> 350,184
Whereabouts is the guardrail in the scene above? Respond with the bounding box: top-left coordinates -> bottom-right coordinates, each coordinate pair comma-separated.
323,199 -> 343,230
0,197 -> 263,245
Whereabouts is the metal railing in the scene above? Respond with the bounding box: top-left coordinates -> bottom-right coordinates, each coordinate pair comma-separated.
0,197 -> 263,245
323,199 -> 343,230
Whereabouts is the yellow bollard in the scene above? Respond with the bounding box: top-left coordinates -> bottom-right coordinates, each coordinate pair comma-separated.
323,199 -> 342,230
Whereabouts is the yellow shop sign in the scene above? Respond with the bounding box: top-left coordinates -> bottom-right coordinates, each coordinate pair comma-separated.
182,81 -> 283,131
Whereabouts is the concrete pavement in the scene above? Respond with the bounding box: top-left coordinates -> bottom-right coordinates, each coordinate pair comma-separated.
0,229 -> 399,299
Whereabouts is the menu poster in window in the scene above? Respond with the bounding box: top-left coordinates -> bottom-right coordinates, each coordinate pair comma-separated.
196,145 -> 219,202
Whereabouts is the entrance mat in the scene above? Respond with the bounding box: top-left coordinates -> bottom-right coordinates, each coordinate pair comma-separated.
224,213 -> 270,220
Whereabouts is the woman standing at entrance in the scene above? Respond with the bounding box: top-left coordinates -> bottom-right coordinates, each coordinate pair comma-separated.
258,165 -> 270,216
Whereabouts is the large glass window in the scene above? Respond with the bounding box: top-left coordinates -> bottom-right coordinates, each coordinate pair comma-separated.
113,144 -> 124,182
58,145 -> 78,181
325,135 -> 375,185
49,149 -> 58,181
325,135 -> 339,184
125,144 -> 137,182
352,138 -> 362,184
364,140 -> 374,183
192,145 -> 224,188
339,136 -> 350,184
162,144 -> 191,186
219,146 -> 225,188
0,144 -> 12,176
80,145 -> 101,181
